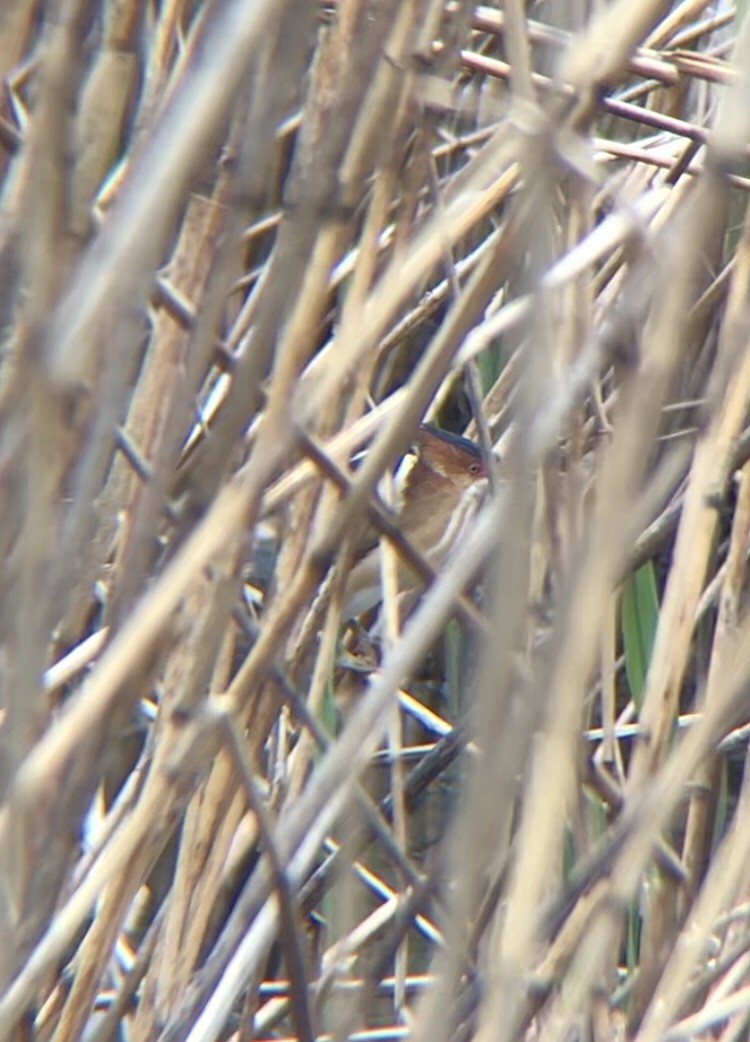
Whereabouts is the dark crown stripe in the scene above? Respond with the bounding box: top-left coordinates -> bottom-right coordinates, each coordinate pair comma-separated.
420,423 -> 482,459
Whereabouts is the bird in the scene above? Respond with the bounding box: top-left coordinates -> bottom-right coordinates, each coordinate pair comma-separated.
342,424 -> 489,619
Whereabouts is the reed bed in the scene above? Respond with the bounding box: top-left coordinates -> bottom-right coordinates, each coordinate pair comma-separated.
0,2 -> 748,1042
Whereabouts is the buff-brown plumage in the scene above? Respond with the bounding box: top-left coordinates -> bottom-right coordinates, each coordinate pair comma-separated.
343,426 -> 488,617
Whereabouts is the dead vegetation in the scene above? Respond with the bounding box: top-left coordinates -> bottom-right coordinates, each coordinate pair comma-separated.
0,1 -> 749,1041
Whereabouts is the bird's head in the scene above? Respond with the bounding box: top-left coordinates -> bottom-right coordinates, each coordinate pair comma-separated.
416,424 -> 485,482
397,425 -> 488,506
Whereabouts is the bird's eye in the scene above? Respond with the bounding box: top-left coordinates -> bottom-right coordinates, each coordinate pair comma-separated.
468,461 -> 481,475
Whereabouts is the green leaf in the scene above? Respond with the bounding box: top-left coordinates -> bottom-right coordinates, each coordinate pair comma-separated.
621,561 -> 660,709
476,339 -> 506,394
625,899 -> 641,977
